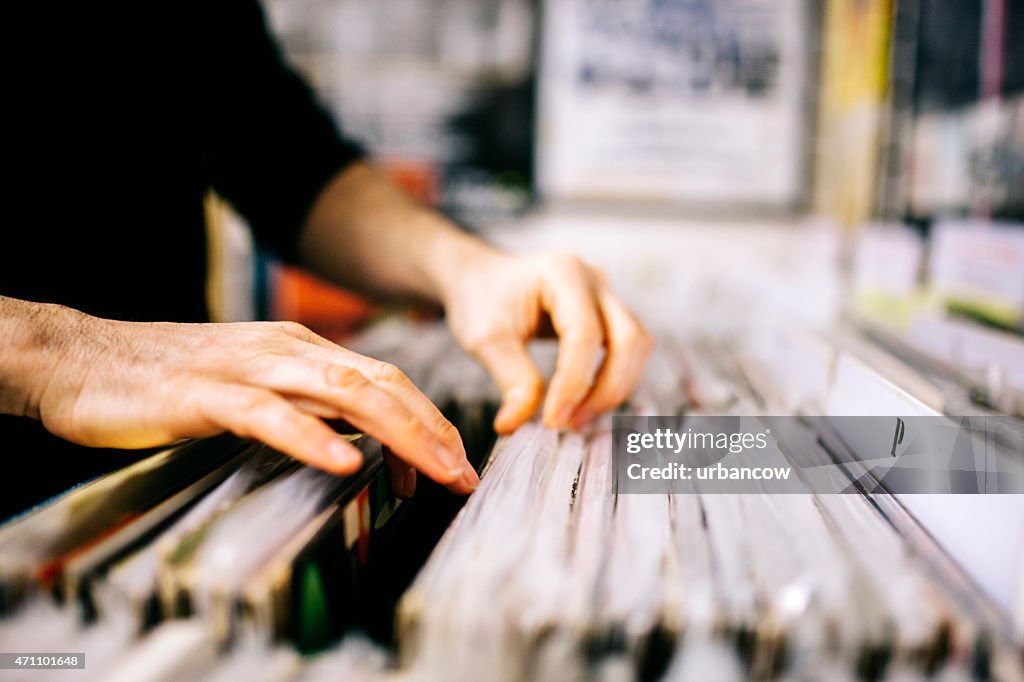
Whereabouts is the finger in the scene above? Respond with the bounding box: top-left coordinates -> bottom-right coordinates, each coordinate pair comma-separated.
468,334 -> 545,434
355,357 -> 479,492
285,393 -> 458,496
280,338 -> 476,491
570,283 -> 653,429
244,357 -> 474,493
336,355 -> 468,463
539,260 -> 606,429
384,446 -> 417,499
279,334 -> 469,460
196,383 -> 364,475
286,395 -> 346,420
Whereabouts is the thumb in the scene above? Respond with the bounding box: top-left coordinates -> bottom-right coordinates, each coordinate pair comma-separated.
471,335 -> 545,434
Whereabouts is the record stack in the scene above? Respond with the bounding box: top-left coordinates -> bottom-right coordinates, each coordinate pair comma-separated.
0,319 -> 1021,681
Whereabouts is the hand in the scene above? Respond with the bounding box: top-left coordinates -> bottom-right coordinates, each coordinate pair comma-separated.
440,249 -> 653,434
295,166 -> 650,433
4,299 -> 476,495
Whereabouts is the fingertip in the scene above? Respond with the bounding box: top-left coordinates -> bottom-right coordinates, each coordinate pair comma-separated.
492,414 -> 516,435
322,438 -> 363,474
447,463 -> 480,496
493,404 -> 523,434
433,442 -> 470,481
493,383 -> 542,433
462,464 -> 480,490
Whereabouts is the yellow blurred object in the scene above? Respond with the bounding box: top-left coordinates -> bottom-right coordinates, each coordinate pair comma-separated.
814,0 -> 892,228
204,192 -> 256,323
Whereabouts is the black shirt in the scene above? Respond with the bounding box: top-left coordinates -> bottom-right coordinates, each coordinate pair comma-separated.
1,0 -> 364,518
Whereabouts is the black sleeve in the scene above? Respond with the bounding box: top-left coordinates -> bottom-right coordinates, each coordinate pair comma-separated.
200,0 -> 365,261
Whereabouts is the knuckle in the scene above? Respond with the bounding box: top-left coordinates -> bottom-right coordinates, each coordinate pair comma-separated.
461,330 -> 503,357
547,251 -> 585,274
434,415 -> 460,442
461,333 -> 489,356
245,351 -> 286,375
623,324 -> 654,355
324,365 -> 365,390
235,394 -> 288,438
233,389 -> 270,416
368,361 -> 407,387
289,413 -> 323,441
252,401 -> 288,431
274,321 -> 313,340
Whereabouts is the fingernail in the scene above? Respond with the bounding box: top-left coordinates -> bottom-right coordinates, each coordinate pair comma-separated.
570,408 -> 594,430
461,463 -> 480,491
436,443 -> 464,478
328,440 -> 360,469
403,468 -> 417,498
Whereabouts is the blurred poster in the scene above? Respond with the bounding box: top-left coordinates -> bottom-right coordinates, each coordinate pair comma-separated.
535,0 -> 810,208
903,0 -> 1024,221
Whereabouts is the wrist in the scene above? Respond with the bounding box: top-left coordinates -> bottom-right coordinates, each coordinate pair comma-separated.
0,298 -> 81,419
418,217 -> 506,308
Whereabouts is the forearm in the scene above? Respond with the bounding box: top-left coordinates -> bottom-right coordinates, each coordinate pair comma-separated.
0,296 -> 77,419
296,161 -> 501,305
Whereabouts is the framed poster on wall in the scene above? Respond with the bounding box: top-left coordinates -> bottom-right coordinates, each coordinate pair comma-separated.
535,0 -> 812,210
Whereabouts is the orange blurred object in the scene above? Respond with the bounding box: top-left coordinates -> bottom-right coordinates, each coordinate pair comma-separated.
381,159 -> 441,206
270,265 -> 376,340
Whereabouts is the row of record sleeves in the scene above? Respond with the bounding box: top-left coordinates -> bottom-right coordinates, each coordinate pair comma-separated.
0,318 -> 1022,681
0,320 -> 505,681
389,320 -> 1024,681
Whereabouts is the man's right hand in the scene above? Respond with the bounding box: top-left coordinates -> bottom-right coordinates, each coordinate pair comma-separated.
0,296 -> 477,496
